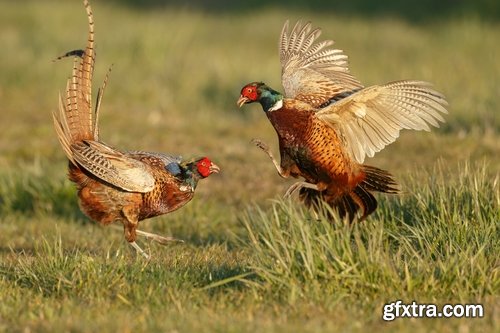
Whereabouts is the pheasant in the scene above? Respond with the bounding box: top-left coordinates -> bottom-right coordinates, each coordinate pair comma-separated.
52,0 -> 219,258
237,21 -> 448,221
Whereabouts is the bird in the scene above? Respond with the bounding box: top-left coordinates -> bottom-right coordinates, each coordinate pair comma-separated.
52,0 -> 220,258
237,20 -> 448,222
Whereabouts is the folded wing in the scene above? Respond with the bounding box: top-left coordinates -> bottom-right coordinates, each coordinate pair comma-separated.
71,140 -> 156,193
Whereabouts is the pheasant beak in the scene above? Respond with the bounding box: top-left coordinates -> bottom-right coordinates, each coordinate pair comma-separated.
209,163 -> 220,174
237,95 -> 250,108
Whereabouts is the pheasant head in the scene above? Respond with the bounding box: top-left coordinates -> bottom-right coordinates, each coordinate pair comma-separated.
193,157 -> 220,179
178,156 -> 219,188
237,82 -> 283,112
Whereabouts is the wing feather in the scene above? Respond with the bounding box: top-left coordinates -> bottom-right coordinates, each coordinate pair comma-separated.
316,80 -> 448,163
71,140 -> 155,193
280,20 -> 363,107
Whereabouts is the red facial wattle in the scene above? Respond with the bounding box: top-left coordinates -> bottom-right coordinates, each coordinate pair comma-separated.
241,85 -> 258,101
196,157 -> 212,178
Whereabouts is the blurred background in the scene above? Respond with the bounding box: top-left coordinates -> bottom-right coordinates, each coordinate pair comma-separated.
0,0 -> 498,224
111,0 -> 500,22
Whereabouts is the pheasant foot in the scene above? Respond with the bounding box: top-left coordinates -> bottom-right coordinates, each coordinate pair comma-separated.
284,181 -> 319,198
129,241 -> 150,260
111,224 -> 183,245
251,138 -> 288,179
135,229 -> 184,245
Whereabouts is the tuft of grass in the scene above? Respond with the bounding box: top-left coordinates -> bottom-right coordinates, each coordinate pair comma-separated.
242,162 -> 499,305
0,166 -> 83,221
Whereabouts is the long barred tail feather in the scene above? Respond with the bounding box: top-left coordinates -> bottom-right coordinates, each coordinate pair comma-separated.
94,64 -> 113,140
52,0 -> 97,155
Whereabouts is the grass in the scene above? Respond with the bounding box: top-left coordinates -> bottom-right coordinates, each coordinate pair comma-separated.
1,162 -> 498,332
0,0 -> 499,332
243,163 -> 498,301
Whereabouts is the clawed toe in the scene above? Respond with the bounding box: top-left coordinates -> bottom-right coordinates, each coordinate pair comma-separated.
250,138 -> 289,179
284,182 -> 319,198
251,138 -> 269,151
284,183 -> 301,198
136,229 -> 184,245
129,241 -> 151,260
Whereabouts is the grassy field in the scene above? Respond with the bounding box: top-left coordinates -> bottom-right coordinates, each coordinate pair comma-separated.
0,0 -> 499,332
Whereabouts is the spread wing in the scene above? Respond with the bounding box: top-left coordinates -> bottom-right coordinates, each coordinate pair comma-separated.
280,20 -> 363,108
71,140 -> 156,193
315,80 -> 448,164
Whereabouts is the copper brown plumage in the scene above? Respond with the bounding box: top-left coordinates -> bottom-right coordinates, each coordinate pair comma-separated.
53,0 -> 219,258
237,21 -> 448,221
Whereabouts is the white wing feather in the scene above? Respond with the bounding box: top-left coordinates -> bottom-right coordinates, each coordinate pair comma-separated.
316,80 -> 448,163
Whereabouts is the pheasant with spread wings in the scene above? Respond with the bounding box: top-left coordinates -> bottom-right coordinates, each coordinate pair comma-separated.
52,0 -> 219,258
237,21 -> 448,221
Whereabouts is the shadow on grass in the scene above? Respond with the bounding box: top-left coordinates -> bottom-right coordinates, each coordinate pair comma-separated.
0,240 -> 256,299
170,232 -> 237,248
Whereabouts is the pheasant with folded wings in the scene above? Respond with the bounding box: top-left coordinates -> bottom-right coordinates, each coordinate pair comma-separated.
53,0 -> 219,258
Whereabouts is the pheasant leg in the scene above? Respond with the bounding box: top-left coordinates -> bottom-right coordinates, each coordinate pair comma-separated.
129,241 -> 150,260
284,181 -> 319,198
111,224 -> 182,245
135,229 -> 184,245
251,138 -> 288,179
